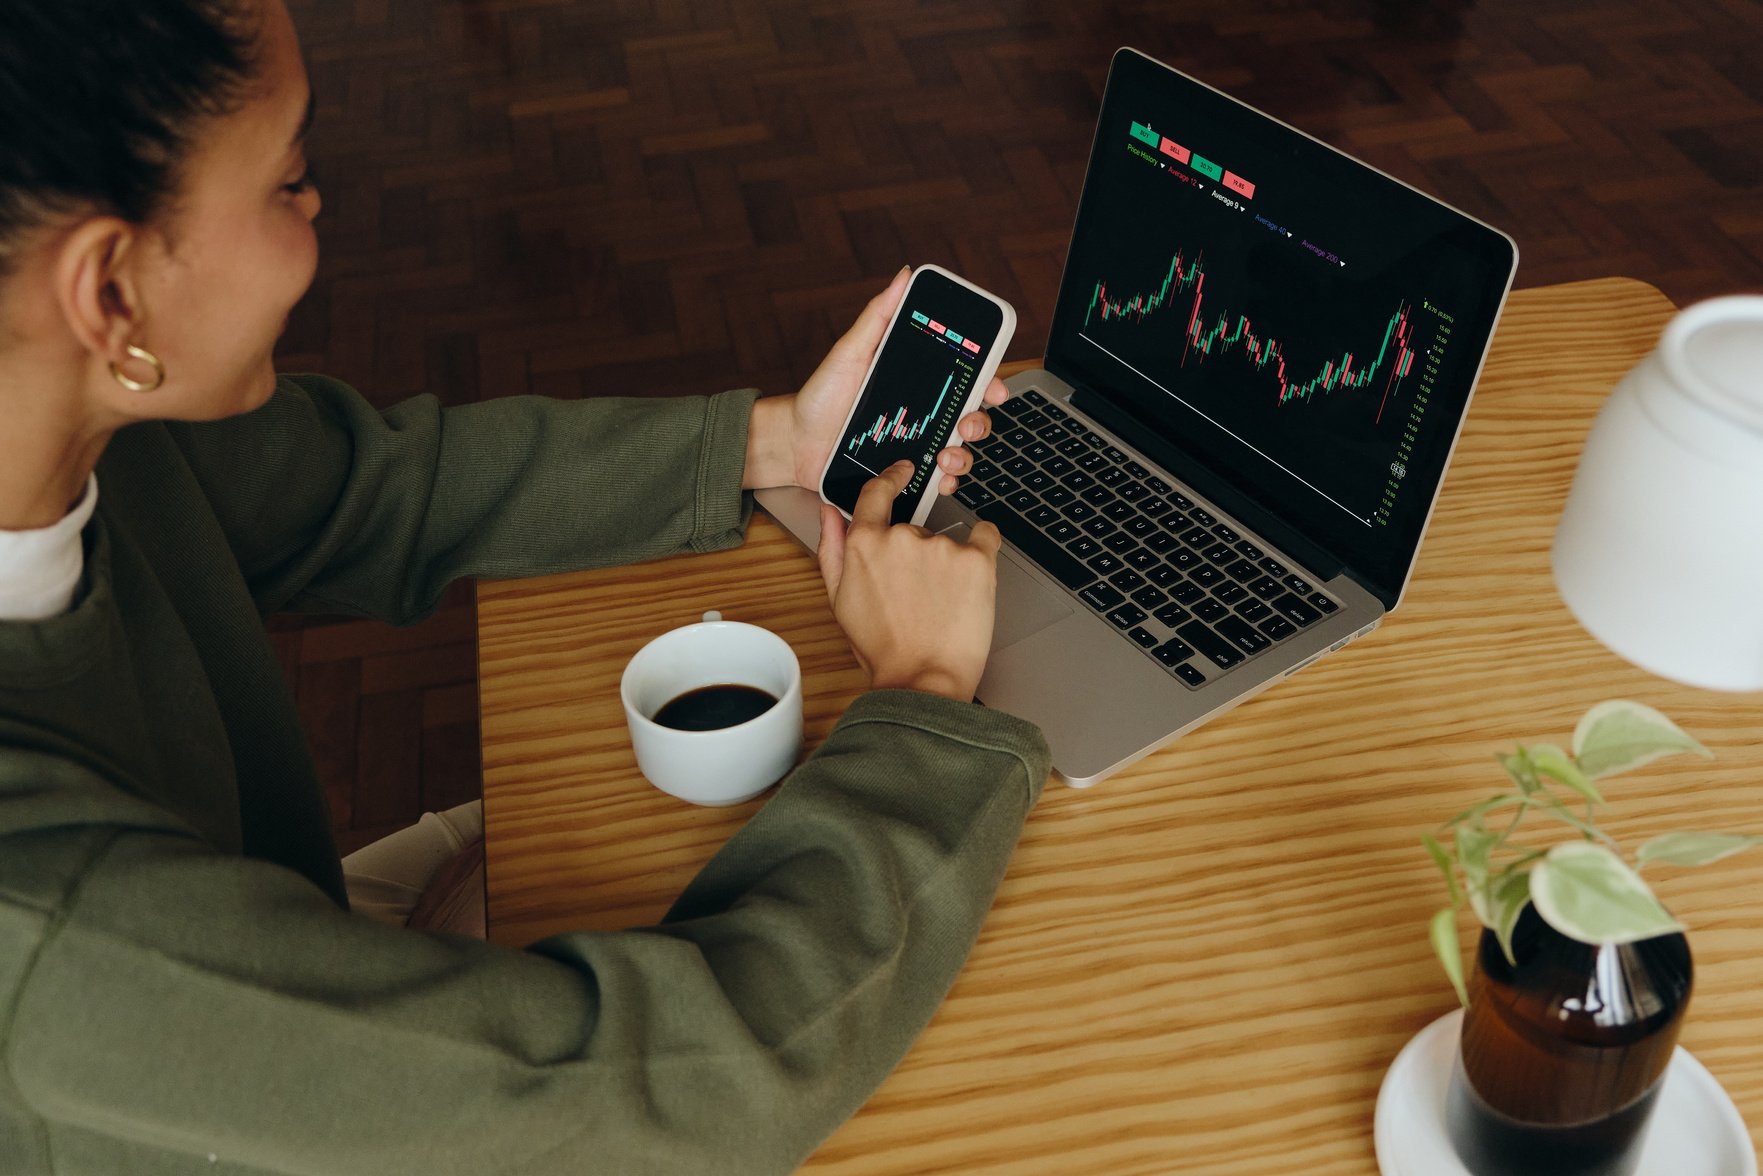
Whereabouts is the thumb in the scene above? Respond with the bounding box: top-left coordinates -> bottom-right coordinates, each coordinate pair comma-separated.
816,503 -> 848,600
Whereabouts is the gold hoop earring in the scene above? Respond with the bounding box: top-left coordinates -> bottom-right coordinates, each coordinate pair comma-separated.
110,344 -> 166,393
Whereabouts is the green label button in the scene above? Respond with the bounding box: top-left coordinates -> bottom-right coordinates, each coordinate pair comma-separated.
1189,153 -> 1223,181
1129,121 -> 1161,147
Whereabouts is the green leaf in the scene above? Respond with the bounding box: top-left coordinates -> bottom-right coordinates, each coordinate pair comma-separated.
1430,907 -> 1469,1008
1637,832 -> 1763,869
1529,842 -> 1686,945
1456,824 -> 1499,922
1500,750 -> 1541,795
1526,743 -> 1604,807
1422,833 -> 1462,907
1485,870 -> 1532,966
1572,700 -> 1711,780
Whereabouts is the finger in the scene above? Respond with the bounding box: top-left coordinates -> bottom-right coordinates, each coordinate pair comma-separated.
852,460 -> 915,529
937,446 -> 972,476
956,409 -> 992,443
939,472 -> 957,496
983,377 -> 1009,405
966,519 -> 1003,560
829,266 -> 912,367
816,503 -> 848,599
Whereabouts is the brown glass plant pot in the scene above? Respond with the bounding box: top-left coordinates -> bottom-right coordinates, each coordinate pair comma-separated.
1445,903 -> 1693,1176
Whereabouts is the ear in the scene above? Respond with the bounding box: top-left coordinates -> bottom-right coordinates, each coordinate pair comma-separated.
52,217 -> 149,365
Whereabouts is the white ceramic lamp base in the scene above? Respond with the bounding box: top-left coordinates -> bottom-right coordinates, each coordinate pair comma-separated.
1375,1010 -> 1756,1176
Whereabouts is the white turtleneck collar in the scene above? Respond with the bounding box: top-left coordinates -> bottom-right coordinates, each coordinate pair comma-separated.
0,474 -> 99,621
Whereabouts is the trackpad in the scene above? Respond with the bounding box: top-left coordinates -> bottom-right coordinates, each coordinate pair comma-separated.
938,521 -> 1074,651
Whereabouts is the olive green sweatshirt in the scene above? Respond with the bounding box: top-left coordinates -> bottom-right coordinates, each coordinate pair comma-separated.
0,375 -> 1050,1175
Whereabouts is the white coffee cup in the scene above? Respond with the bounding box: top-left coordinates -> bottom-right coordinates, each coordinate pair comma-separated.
619,611 -> 804,805
1552,295 -> 1763,691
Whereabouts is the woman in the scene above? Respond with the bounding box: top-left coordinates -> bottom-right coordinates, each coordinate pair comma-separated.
0,1 -> 1048,1173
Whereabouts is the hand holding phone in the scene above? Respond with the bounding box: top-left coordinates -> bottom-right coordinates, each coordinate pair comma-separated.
818,265 -> 1017,527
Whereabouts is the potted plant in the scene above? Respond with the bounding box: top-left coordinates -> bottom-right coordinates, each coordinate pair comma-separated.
1423,700 -> 1759,1176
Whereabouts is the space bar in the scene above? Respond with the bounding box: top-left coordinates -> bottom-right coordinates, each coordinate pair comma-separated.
973,502 -> 1096,591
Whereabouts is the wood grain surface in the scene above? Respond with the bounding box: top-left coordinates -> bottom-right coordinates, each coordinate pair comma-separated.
477,277 -> 1763,1174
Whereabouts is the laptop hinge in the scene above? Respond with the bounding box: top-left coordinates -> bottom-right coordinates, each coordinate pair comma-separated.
1068,386 -> 1348,585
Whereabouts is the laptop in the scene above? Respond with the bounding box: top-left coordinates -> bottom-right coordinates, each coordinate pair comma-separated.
758,47 -> 1518,786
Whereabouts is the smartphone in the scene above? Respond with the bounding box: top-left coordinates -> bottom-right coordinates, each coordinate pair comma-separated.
818,265 -> 1017,527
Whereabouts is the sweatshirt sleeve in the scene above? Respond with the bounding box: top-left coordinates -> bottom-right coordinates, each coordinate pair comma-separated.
164,374 -> 760,623
6,693 -> 1050,1175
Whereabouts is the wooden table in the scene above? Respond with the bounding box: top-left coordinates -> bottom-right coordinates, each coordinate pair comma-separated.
478,277 -> 1763,1175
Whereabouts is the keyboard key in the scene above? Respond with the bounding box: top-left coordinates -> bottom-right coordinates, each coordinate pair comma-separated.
1168,548 -> 1199,570
1283,574 -> 1315,596
971,459 -> 1000,481
1068,536 -> 1100,560
1153,602 -> 1192,627
1061,500 -> 1095,522
1181,526 -> 1212,547
1045,404 -> 1066,419
1022,470 -> 1053,493
1203,543 -> 1235,565
1041,425 -> 1071,445
1235,598 -> 1273,622
1027,505 -> 1058,528
1225,559 -> 1260,582
1060,470 -> 1095,492
1248,576 -> 1284,599
1003,455 -> 1034,477
1153,638 -> 1196,666
1022,389 -> 1048,406
1002,427 -> 1034,448
1309,592 -> 1339,614
990,475 -> 1020,496
1258,616 -> 1297,641
1140,496 -> 1171,518
1106,603 -> 1147,630
1103,531 -> 1137,553
1108,568 -> 1145,591
1042,456 -> 1074,477
1162,511 -> 1193,532
1210,523 -> 1240,543
1177,620 -> 1243,669
1048,520 -> 1078,543
954,483 -> 995,510
1146,476 -> 1173,494
1018,410 -> 1049,430
1234,540 -> 1265,560
1148,565 -> 1182,588
1170,581 -> 1205,605
1174,662 -> 1208,687
1212,581 -> 1247,604
1086,552 -> 1123,575
1096,465 -> 1128,487
1042,485 -> 1075,507
1189,565 -> 1224,588
1217,616 -> 1272,655
1077,450 -> 1108,472
1117,480 -> 1149,502
973,501 -> 1097,591
1189,507 -> 1217,526
1125,548 -> 1160,571
1081,485 -> 1115,506
1144,531 -> 1178,553
1124,460 -> 1151,479
1194,599 -> 1229,623
1081,516 -> 1116,538
1078,583 -> 1123,611
1024,442 -> 1055,464
1273,594 -> 1322,627
1103,499 -> 1136,521
1056,437 -> 1089,458
1007,490 -> 1038,512
1127,626 -> 1160,649
1124,516 -> 1157,537
1131,585 -> 1167,609
1169,491 -> 1195,510
1257,556 -> 1289,577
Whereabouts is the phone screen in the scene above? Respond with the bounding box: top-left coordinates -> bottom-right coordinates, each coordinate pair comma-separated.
821,269 -> 1006,524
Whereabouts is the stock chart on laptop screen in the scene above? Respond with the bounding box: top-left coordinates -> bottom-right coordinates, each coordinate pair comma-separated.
1048,50 -> 1514,598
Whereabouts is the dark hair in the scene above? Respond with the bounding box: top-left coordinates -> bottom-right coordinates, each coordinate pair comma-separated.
0,1 -> 260,272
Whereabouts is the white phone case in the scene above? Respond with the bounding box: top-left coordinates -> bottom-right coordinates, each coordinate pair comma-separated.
817,264 -> 1017,527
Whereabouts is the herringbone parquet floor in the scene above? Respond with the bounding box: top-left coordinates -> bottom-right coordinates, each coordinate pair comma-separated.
271,0 -> 1763,852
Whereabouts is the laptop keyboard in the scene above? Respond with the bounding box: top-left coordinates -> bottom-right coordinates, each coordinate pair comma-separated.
955,389 -> 1339,688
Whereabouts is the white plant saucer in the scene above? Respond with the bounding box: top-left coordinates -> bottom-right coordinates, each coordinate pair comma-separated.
1375,1009 -> 1756,1176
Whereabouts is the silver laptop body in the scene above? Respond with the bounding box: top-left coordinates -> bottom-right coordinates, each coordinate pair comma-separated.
759,48 -> 1516,786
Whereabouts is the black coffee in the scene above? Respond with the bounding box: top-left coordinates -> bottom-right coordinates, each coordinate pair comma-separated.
652,684 -> 778,731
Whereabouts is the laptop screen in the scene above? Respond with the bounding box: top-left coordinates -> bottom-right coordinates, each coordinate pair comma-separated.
1045,49 -> 1516,607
